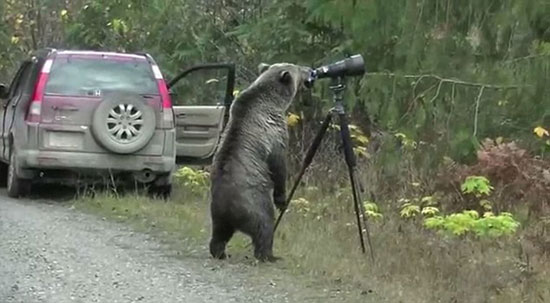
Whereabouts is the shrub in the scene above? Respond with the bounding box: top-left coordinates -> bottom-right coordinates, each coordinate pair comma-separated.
173,166 -> 210,195
461,176 -> 493,197
438,138 -> 550,217
424,210 -> 520,237
363,201 -> 383,220
395,175 -> 521,238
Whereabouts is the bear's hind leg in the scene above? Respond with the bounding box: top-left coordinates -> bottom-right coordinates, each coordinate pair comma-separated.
251,220 -> 281,262
209,220 -> 235,260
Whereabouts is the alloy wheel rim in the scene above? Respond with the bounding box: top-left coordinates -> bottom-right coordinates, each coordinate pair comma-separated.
106,103 -> 144,143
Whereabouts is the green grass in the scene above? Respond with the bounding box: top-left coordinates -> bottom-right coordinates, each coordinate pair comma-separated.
72,181 -> 550,302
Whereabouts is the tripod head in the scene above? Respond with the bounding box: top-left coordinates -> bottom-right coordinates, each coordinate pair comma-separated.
304,54 -> 366,89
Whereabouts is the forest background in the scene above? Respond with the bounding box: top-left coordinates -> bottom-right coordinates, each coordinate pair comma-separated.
2,1 -> 550,302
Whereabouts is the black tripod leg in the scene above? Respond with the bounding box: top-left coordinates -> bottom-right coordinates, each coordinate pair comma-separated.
337,111 -> 375,262
273,111 -> 333,233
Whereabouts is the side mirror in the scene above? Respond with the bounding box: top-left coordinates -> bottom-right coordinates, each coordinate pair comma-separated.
0,84 -> 8,99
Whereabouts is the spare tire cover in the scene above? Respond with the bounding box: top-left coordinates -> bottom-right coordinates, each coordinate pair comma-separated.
92,92 -> 156,154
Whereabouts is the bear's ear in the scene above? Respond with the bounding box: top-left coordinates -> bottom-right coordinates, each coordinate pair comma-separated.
258,63 -> 270,74
279,70 -> 292,84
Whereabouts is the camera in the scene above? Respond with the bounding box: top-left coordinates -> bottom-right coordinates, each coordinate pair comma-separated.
304,54 -> 365,88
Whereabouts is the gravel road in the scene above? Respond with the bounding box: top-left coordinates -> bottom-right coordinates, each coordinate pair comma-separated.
0,190 -> 363,303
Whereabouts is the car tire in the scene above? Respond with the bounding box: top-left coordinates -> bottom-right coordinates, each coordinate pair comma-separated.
7,151 -> 31,198
91,92 -> 156,154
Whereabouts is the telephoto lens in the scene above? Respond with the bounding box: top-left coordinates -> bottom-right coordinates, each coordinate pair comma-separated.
315,54 -> 365,79
303,54 -> 365,88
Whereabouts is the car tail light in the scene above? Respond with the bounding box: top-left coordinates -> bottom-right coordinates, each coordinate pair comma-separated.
151,64 -> 172,109
152,64 -> 174,128
27,58 -> 53,123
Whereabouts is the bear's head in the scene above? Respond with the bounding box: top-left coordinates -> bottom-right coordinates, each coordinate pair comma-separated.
254,62 -> 312,110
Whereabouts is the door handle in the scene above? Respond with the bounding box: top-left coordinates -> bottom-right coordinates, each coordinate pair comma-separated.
177,113 -> 187,117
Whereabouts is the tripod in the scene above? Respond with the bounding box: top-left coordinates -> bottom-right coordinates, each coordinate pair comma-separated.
274,76 -> 375,263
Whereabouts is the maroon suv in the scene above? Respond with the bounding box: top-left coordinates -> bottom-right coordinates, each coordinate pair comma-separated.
0,49 -> 235,198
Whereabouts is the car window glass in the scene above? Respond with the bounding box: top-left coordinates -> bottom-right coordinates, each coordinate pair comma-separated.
45,57 -> 159,97
170,68 -> 229,106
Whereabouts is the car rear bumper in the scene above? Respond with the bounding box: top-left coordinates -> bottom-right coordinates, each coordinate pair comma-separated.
18,150 -> 176,173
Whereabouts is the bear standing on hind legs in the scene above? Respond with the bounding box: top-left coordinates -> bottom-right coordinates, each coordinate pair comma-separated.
208,62 -> 312,262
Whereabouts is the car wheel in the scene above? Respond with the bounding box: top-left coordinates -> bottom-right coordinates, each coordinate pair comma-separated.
91,92 -> 156,154
7,151 -> 31,198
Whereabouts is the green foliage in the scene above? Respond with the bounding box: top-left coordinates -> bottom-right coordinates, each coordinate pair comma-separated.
424,210 -> 520,238
395,175 -> 520,238
461,176 -> 494,197
394,133 -> 417,150
173,166 -> 210,195
400,202 -> 421,218
399,194 -> 440,219
363,201 -> 383,220
421,206 -> 440,217
420,196 -> 438,206
475,212 -> 521,237
480,199 -> 493,211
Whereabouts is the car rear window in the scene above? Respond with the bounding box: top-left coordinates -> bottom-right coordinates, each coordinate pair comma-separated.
45,56 -> 159,97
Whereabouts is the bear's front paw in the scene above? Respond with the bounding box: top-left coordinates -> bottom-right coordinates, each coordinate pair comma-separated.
274,194 -> 287,211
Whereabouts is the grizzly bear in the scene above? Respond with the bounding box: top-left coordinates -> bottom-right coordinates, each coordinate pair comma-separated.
208,62 -> 312,262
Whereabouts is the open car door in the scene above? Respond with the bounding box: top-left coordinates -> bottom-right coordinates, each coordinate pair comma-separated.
167,63 -> 235,164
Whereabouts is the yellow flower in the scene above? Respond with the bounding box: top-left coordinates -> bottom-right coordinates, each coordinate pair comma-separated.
534,126 -> 549,138
60,9 -> 68,17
